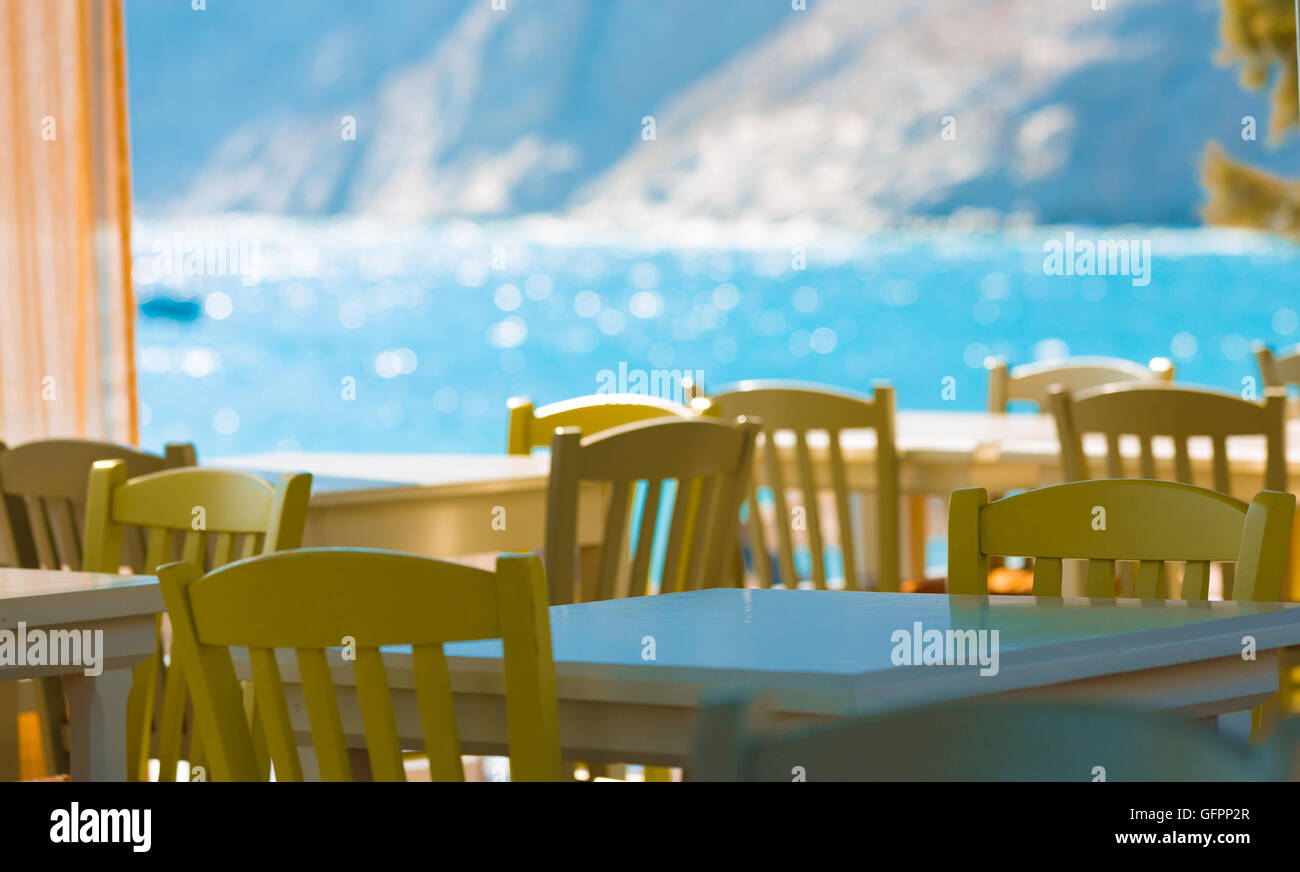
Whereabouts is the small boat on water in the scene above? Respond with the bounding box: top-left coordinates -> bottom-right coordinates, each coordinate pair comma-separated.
138,293 -> 201,321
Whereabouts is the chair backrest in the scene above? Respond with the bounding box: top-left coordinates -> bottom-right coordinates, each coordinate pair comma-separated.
506,393 -> 713,455
694,696 -> 1300,781
947,480 -> 1295,600
159,548 -> 563,782
0,439 -> 196,571
82,460 -> 312,575
1049,383 -> 1288,493
82,459 -> 312,782
1256,342 -> 1300,393
544,416 -> 757,605
709,381 -> 900,592
987,355 -> 1174,412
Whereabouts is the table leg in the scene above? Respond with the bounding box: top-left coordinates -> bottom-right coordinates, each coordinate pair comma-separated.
1216,710 -> 1252,744
1288,511 -> 1300,601
0,681 -> 18,781
62,667 -> 133,782
906,496 -> 927,580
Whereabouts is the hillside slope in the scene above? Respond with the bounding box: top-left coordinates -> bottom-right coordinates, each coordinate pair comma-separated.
125,0 -> 1300,225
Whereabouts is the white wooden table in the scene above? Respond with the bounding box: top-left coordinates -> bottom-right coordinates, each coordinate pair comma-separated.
212,411 -> 1300,587
0,568 -> 160,781
212,414 -> 1300,527
248,588 -> 1300,769
208,452 -> 607,559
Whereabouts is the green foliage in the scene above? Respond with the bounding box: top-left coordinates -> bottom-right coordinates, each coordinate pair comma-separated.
1219,0 -> 1298,140
1203,2 -> 1300,235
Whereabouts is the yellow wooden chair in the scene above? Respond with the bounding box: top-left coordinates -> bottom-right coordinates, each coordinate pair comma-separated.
949,479 -> 1295,737
544,416 -> 758,606
948,479 -> 1293,600
507,393 -> 714,455
1049,383 -> 1288,493
545,415 -> 756,781
1250,346 -> 1300,719
707,382 -> 899,592
1050,382 -> 1289,602
709,381 -> 900,592
158,548 -> 563,782
82,460 -> 312,781
0,438 -> 195,780
986,355 -> 1174,412
695,695 -> 1300,781
1255,342 -> 1300,394
507,394 -> 713,781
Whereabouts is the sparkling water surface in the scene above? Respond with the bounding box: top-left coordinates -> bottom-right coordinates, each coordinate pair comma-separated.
132,218 -> 1300,459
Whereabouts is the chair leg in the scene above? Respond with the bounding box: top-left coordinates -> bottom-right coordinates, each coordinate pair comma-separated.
31,676 -> 70,775
187,722 -> 207,781
125,652 -> 162,782
250,702 -> 271,780
0,681 -> 18,781
155,663 -> 190,782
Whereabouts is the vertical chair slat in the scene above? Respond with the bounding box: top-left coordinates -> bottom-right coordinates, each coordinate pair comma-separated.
744,480 -> 773,589
212,532 -> 237,568
411,644 -> 463,782
660,478 -> 694,595
1138,436 -> 1157,479
248,647 -> 304,782
827,433 -> 857,589
593,481 -> 630,602
47,497 -> 82,569
674,478 -> 708,591
1085,559 -> 1116,597
1032,557 -> 1062,596
1182,561 -> 1211,600
762,432 -> 799,588
681,475 -> 719,591
23,497 -> 60,569
295,648 -> 352,782
1172,438 -> 1193,484
1102,434 -> 1123,478
352,648 -> 405,782
181,530 -> 206,569
793,431 -> 827,589
144,527 -> 173,574
240,533 -> 262,560
1211,436 -> 1231,494
1135,560 -> 1165,598
628,479 -> 662,598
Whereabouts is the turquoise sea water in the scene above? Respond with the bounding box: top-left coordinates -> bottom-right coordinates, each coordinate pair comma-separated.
132,218 -> 1300,459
